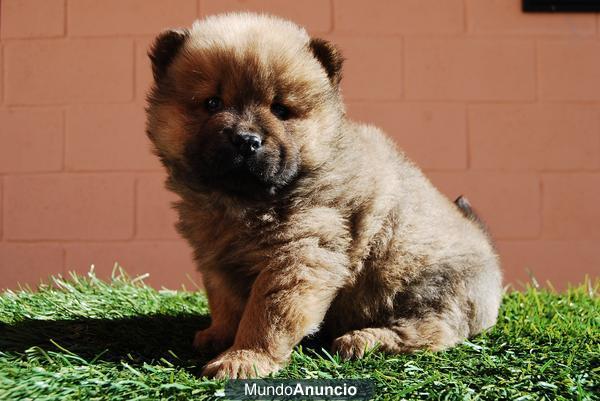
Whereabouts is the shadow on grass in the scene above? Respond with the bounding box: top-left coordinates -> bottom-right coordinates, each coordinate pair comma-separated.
0,314 -> 331,371
0,314 -> 213,370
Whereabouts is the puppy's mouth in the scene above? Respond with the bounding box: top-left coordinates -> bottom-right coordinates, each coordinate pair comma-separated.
181,139 -> 300,199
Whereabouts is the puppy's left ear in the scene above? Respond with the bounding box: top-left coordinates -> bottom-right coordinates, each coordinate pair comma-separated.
149,29 -> 189,82
309,38 -> 344,87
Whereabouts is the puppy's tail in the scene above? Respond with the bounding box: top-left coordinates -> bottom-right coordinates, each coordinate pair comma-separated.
454,195 -> 490,237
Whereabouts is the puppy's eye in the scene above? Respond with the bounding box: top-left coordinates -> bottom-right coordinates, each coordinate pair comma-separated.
271,103 -> 291,120
205,96 -> 223,113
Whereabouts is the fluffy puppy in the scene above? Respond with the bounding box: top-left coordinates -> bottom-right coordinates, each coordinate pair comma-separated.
146,13 -> 502,379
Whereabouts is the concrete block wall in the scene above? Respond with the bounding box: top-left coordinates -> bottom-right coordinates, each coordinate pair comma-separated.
1,0 -> 599,289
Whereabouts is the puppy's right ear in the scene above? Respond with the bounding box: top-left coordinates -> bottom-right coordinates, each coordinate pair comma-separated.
149,29 -> 189,82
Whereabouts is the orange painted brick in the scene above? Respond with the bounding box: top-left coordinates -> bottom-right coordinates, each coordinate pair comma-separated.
66,104 -> 160,171
0,244 -> 64,290
538,40 -> 600,101
0,109 -> 64,173
65,241 -> 198,289
469,104 -> 600,170
327,35 -> 402,100
4,174 -> 135,240
405,38 -> 535,101
4,39 -> 133,105
68,0 -> 197,36
466,0 -> 595,35
0,48 -> 3,103
542,173 -> 600,240
135,38 -> 154,102
496,240 -> 600,290
202,0 -> 331,33
1,0 -> 64,38
427,172 -> 541,240
0,179 -> 3,239
334,0 -> 463,34
136,174 -> 180,239
346,102 -> 466,170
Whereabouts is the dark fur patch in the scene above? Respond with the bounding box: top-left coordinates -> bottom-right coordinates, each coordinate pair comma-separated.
309,38 -> 344,87
393,268 -> 458,319
454,195 -> 492,239
149,29 -> 189,81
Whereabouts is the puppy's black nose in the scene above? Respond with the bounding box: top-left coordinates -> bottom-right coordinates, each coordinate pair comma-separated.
232,131 -> 262,156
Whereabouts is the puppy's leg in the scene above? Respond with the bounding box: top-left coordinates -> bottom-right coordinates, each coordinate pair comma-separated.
331,316 -> 463,360
194,272 -> 244,355
202,243 -> 349,378
332,258 -> 501,360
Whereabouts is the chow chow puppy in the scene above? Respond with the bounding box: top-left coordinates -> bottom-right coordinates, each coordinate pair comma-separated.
146,13 -> 502,379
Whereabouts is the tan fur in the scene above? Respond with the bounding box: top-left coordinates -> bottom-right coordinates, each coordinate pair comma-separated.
146,13 -> 502,379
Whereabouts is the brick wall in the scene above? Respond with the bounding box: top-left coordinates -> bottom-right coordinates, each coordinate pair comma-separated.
1,0 -> 599,290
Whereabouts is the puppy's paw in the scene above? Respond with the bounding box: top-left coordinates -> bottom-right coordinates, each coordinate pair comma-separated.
193,327 -> 233,354
331,330 -> 378,360
202,349 -> 281,379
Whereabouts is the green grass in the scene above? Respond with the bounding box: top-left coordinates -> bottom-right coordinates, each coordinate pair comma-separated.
0,269 -> 598,401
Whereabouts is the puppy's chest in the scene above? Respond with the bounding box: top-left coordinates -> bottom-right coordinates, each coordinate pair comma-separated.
194,210 -> 285,273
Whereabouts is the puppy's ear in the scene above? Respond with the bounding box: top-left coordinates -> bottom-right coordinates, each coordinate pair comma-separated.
149,29 -> 189,81
309,38 -> 344,87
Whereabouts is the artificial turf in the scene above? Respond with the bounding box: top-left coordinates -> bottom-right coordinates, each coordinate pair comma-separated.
0,269 -> 597,401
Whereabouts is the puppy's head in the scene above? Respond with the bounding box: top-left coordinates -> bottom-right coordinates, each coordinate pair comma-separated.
146,13 -> 344,199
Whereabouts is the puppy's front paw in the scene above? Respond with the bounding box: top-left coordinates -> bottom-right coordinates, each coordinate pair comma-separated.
193,327 -> 233,354
202,349 -> 281,379
331,330 -> 378,360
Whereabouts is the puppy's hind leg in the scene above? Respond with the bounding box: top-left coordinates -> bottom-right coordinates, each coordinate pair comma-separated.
331,316 -> 464,360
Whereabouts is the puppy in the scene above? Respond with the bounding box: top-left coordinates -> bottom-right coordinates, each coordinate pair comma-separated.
146,13 -> 502,379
